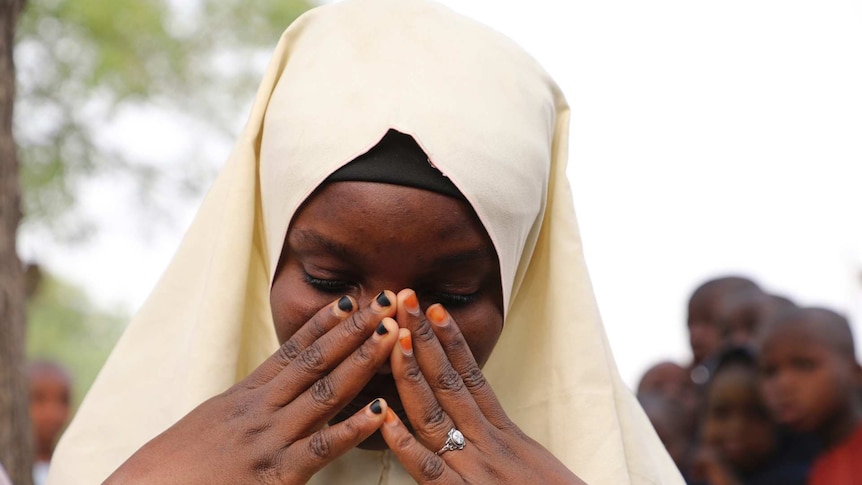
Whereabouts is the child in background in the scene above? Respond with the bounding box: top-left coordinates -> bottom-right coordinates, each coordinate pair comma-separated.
28,360 -> 71,485
639,392 -> 694,477
717,291 -> 795,349
638,361 -> 693,402
693,347 -> 811,485
638,361 -> 698,447
759,308 -> 862,485
687,277 -> 760,384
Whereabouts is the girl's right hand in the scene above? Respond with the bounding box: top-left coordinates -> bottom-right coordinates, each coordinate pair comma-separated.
105,292 -> 400,484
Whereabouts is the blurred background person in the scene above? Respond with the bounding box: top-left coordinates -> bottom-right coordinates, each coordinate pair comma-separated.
686,277 -> 761,385
759,308 -> 861,485
27,360 -> 71,485
691,347 -> 813,485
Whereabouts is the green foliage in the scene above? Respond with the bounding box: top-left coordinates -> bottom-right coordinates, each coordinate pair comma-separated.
26,272 -> 127,408
16,0 -> 313,239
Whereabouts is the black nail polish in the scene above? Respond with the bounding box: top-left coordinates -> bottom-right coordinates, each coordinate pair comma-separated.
337,296 -> 353,312
376,322 -> 389,335
376,291 -> 390,307
370,398 -> 382,414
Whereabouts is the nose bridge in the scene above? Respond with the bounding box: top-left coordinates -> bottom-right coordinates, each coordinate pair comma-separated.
356,260 -> 428,308
727,408 -> 745,434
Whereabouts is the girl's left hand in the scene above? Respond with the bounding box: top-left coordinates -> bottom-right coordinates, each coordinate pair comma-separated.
380,290 -> 585,485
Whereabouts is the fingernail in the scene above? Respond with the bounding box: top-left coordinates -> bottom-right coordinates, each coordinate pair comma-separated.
376,291 -> 391,308
385,408 -> 398,426
404,291 -> 420,315
376,322 -> 389,335
428,305 -> 449,327
337,296 -> 353,313
398,329 -> 413,356
370,398 -> 383,415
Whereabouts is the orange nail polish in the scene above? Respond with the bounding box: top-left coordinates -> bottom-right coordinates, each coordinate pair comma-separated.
404,292 -> 420,315
428,305 -> 448,326
399,332 -> 413,356
385,408 -> 398,426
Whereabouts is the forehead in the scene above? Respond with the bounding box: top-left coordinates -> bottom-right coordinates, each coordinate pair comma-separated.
709,366 -> 758,400
287,181 -> 498,265
294,180 -> 480,228
760,319 -> 833,354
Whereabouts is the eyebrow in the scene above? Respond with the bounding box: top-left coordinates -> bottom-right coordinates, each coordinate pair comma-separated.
291,229 -> 357,261
432,247 -> 497,267
291,229 -> 497,267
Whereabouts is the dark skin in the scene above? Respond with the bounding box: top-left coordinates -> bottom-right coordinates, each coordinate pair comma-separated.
759,316 -> 862,448
107,181 -> 582,484
692,365 -> 776,485
28,365 -> 71,462
687,293 -> 724,366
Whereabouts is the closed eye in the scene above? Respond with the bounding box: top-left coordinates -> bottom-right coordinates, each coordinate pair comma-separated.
427,290 -> 480,308
303,272 -> 353,294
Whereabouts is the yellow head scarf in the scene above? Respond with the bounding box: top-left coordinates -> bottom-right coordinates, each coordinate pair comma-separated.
49,0 -> 682,483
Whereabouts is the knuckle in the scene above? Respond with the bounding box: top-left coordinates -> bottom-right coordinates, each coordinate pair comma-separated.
444,334 -> 469,353
461,366 -> 488,392
297,344 -> 326,373
422,404 -> 447,431
252,455 -> 280,484
310,376 -> 336,408
308,315 -> 328,339
395,432 -> 416,451
278,339 -> 302,365
411,319 -> 437,343
435,366 -> 464,393
309,431 -> 332,459
228,394 -> 255,420
351,342 -> 375,368
337,418 -> 362,443
418,454 -> 446,480
242,420 -> 273,444
344,310 -> 372,337
404,361 -> 425,383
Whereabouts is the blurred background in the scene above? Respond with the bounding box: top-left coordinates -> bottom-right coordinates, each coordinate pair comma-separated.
7,0 -> 862,482
17,0 -> 862,397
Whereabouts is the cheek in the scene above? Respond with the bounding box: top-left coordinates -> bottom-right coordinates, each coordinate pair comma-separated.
702,419 -> 723,444
270,263 -> 334,344
450,305 -> 503,368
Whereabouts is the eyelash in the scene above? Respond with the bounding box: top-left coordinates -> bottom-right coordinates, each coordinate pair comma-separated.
303,273 -> 480,307
432,291 -> 480,308
303,273 -> 352,294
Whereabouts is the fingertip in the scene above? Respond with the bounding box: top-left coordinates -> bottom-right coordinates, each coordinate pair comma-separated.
366,397 -> 388,418
384,407 -> 400,427
397,328 -> 413,356
397,289 -> 421,316
372,290 -> 397,315
380,316 -> 399,335
333,295 -> 355,317
427,304 -> 449,327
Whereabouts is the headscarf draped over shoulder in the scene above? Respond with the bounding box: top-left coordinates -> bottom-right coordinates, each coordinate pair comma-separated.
49,1 -> 683,483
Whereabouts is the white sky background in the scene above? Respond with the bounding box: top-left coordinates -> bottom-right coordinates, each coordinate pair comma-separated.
20,0 -> 862,388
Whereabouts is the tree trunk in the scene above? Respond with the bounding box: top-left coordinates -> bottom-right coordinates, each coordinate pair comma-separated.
0,1 -> 33,484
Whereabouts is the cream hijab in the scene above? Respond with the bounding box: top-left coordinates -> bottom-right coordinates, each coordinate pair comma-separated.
49,0 -> 682,483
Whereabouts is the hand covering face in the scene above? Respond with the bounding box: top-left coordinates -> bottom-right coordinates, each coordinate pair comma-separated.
48,0 -> 683,483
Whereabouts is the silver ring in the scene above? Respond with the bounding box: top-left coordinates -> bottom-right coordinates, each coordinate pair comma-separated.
435,428 -> 466,455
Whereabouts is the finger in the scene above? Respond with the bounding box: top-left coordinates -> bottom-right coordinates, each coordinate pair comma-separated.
380,407 -> 462,484
242,295 -> 357,388
285,398 -> 389,483
395,290 -> 485,430
423,303 -> 510,429
264,291 -> 396,407
390,327 -> 459,449
280,316 -> 400,433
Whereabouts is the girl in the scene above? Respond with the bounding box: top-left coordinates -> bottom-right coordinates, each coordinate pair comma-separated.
48,0 -> 682,483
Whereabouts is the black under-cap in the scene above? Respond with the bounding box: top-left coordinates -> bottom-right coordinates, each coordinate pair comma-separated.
324,129 -> 466,201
